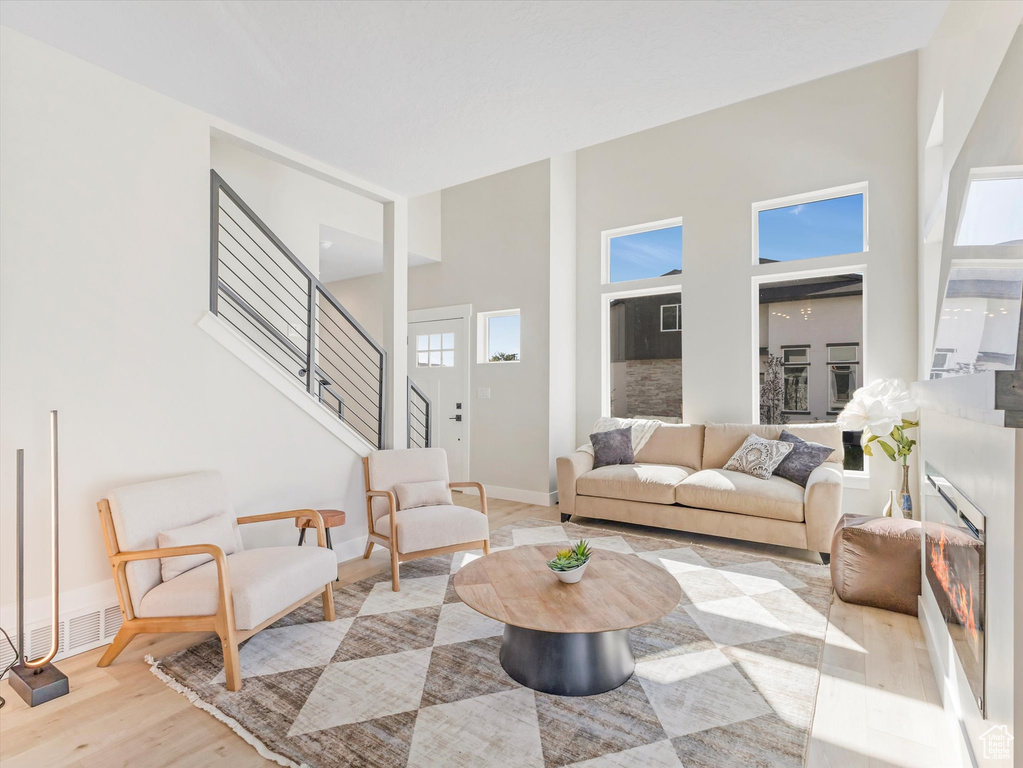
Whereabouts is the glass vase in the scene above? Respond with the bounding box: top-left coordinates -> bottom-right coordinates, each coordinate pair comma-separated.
899,464 -> 913,519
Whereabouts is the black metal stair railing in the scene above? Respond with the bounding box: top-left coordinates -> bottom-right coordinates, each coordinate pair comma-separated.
407,379 -> 431,448
209,170 -> 387,449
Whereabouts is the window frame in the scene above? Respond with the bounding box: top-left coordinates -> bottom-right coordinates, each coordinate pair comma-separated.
953,165 -> 1023,247
752,182 -> 869,266
601,216 -> 685,287
827,343 -> 859,364
415,332 -> 456,368
660,303 -> 682,332
476,308 -> 521,364
752,263 -> 869,483
828,363 -> 859,413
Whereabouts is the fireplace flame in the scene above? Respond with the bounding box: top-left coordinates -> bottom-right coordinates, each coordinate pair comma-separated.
929,527 -> 978,653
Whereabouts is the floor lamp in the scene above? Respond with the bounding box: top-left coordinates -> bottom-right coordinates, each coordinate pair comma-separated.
9,411 -> 69,706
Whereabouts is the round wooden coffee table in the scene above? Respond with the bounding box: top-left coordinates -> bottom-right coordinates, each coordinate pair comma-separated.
453,545 -> 681,696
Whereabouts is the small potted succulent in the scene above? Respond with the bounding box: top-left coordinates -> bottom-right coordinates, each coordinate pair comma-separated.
546,540 -> 593,584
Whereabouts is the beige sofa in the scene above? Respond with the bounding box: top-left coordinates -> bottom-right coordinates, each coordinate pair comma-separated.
557,423 -> 845,561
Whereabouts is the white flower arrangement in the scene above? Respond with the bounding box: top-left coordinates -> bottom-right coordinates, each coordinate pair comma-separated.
837,378 -> 919,465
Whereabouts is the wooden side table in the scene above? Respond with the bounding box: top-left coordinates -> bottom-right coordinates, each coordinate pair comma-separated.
296,510 -> 346,581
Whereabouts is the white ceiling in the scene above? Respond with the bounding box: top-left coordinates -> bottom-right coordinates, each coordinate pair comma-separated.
318,224 -> 436,283
0,0 -> 947,196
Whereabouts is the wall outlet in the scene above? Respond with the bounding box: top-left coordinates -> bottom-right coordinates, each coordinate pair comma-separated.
477,387 -> 491,399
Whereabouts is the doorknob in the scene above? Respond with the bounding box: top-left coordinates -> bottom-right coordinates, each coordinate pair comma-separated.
449,415 -> 462,422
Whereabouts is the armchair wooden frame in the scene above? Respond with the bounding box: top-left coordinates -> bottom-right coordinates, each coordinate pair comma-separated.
96,501 -> 336,691
361,457 -> 489,592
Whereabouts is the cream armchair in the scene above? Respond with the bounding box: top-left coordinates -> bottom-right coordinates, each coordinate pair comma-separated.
96,471 -> 337,691
362,448 -> 490,591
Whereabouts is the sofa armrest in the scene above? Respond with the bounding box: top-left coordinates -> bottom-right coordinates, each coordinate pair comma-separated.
804,461 -> 844,554
556,451 -> 594,517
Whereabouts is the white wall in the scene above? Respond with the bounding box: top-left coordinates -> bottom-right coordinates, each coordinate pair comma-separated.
212,138 -> 442,287
0,28 -> 379,610
916,1 -> 1023,377
575,53 -> 920,514
547,153 -> 578,491
410,161 -> 554,496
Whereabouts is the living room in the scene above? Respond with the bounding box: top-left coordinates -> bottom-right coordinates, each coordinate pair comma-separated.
1,2 -> 1021,767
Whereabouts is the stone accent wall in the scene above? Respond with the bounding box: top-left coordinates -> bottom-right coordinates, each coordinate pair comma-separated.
624,358 -> 682,419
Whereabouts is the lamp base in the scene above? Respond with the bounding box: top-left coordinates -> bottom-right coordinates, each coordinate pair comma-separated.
8,662 -> 69,707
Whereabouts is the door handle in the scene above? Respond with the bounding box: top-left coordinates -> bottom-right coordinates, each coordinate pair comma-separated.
449,415 -> 462,422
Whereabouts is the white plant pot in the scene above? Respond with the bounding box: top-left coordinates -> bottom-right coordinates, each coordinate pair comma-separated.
550,559 -> 589,584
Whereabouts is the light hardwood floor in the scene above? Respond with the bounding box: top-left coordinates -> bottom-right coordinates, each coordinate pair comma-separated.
0,496 -> 957,768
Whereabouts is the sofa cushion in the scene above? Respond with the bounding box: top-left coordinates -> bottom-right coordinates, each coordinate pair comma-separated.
675,469 -> 805,522
774,430 -> 836,487
374,504 -> 489,554
137,546 -> 337,631
703,423 -> 844,469
634,424 -> 705,471
577,463 -> 693,505
722,434 -> 793,480
590,427 -> 635,468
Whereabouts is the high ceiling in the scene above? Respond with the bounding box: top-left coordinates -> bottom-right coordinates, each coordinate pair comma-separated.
0,0 -> 947,196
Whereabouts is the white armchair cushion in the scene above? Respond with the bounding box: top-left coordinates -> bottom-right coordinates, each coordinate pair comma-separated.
366,448 -> 450,524
394,480 -> 453,510
158,512 -> 238,582
137,547 -> 337,631
373,504 -> 488,554
106,471 -> 244,616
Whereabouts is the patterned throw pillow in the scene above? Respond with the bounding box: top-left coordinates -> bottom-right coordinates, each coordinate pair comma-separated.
773,430 -> 835,487
723,434 -> 793,480
590,427 -> 635,469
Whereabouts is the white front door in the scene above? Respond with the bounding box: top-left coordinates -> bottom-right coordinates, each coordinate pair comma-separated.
408,315 -> 467,480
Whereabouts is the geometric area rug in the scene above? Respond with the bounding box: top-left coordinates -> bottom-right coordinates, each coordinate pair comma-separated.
148,517 -> 833,768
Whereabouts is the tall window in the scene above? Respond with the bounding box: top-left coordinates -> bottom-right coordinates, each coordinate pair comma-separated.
754,184 -> 867,264
758,272 -> 864,470
781,346 -> 810,413
609,291 -> 682,422
827,344 -> 859,412
606,221 -> 683,283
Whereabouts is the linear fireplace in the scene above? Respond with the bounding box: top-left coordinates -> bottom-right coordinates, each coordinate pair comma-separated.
923,463 -> 986,717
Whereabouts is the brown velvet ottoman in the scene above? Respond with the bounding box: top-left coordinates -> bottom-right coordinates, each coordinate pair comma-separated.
830,514 -> 922,615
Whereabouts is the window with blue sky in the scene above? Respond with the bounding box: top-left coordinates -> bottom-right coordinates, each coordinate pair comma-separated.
485,312 -> 520,361
757,193 -> 864,264
609,225 -> 683,283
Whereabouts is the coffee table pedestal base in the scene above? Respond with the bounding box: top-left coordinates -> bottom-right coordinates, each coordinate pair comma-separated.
499,624 -> 635,696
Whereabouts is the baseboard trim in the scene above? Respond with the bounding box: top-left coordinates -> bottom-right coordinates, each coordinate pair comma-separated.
455,485 -> 557,507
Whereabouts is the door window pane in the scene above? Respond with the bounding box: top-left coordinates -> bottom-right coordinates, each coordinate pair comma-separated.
609,225 -> 683,283
415,330 -> 456,367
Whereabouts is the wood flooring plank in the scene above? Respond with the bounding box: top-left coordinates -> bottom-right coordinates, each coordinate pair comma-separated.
0,496 -> 953,768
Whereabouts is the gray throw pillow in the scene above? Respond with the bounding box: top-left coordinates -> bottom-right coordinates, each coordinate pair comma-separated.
723,434 -> 793,480
773,430 -> 835,487
590,427 -> 635,469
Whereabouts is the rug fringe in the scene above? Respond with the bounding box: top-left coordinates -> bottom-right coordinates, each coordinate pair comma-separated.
146,654 -> 307,768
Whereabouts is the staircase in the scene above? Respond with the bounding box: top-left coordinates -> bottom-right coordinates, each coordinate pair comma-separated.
209,170 -> 429,450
